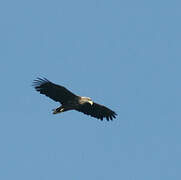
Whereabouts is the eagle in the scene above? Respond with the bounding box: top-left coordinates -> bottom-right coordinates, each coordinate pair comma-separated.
33,78 -> 117,121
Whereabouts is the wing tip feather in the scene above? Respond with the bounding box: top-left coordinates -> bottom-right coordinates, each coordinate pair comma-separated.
32,77 -> 50,90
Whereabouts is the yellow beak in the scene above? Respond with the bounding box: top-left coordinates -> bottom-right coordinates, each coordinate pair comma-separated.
88,100 -> 93,106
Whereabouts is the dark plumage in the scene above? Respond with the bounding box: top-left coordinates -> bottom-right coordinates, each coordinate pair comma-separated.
33,78 -> 117,121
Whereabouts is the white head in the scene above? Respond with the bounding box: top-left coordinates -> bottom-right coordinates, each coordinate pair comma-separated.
80,96 -> 93,105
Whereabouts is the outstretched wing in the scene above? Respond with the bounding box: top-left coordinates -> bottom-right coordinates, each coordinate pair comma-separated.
33,78 -> 77,104
77,102 -> 117,121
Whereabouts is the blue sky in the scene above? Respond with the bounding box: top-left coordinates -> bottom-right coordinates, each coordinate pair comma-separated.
0,0 -> 181,179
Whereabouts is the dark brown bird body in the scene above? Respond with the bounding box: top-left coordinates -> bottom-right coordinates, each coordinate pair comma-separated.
33,78 -> 117,121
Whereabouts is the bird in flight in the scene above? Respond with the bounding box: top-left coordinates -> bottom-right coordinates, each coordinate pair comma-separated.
33,78 -> 117,121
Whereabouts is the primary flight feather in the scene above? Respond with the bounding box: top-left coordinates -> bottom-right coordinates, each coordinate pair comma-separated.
33,78 -> 117,121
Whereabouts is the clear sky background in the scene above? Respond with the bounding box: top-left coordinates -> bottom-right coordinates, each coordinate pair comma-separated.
0,0 -> 181,179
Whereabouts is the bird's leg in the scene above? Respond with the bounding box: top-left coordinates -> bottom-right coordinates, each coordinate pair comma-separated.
52,106 -> 65,114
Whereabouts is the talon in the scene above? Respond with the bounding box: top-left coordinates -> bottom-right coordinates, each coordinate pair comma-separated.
60,108 -> 64,112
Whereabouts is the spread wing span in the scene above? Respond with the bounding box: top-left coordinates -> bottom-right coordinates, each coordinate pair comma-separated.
76,102 -> 117,121
33,77 -> 117,121
33,78 -> 76,104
